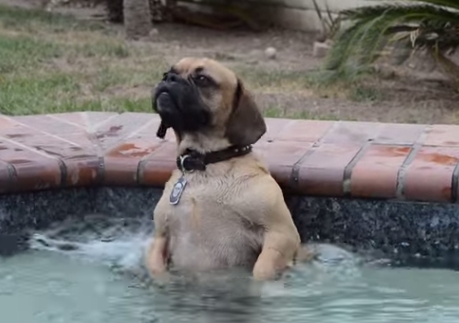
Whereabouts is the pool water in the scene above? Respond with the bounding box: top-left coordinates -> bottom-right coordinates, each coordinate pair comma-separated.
2,216 -> 459,323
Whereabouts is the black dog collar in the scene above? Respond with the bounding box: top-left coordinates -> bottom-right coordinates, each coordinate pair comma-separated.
176,145 -> 252,172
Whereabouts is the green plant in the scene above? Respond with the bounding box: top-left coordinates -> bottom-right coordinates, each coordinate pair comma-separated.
311,0 -> 341,41
324,0 -> 459,88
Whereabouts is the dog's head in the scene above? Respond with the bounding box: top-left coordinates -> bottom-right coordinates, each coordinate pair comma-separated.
152,57 -> 266,147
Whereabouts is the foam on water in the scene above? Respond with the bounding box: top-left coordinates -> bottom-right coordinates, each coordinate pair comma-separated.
26,214 -> 363,282
28,214 -> 154,275
30,232 -> 152,272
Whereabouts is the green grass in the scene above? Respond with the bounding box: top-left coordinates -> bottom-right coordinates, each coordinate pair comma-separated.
0,35 -> 62,73
0,4 -> 168,116
0,4 -> 106,32
348,84 -> 383,102
0,4 -> 350,119
234,68 -> 312,91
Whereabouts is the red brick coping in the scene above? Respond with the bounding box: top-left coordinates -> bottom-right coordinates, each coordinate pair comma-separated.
0,112 -> 458,203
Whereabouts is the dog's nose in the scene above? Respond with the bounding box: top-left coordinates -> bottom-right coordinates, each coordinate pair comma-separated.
165,73 -> 179,83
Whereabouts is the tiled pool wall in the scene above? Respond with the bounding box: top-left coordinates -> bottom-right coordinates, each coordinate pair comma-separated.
2,112 -> 459,267
2,187 -> 459,269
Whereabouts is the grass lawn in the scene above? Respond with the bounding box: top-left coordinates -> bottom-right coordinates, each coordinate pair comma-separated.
0,4 -> 318,118
1,3 -> 458,123
0,5 -> 171,115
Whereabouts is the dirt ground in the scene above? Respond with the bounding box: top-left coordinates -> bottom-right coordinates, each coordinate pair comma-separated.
2,0 -> 459,124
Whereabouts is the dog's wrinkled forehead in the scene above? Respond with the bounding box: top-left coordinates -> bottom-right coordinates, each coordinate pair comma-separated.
173,57 -> 238,88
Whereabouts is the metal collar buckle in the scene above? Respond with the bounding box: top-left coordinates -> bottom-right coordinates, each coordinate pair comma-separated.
178,154 -> 194,173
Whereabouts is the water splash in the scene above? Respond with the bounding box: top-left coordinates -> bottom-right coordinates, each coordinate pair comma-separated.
26,213 -> 373,289
28,214 -> 154,276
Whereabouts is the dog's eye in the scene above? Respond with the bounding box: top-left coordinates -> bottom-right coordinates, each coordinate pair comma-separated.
194,75 -> 210,86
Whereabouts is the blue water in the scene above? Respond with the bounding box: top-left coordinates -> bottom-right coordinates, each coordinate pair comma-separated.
1,216 -> 458,323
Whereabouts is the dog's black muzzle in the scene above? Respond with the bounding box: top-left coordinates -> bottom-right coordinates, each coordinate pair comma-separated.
152,73 -> 211,138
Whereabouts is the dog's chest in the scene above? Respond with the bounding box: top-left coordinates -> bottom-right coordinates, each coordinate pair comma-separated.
157,173 -> 263,270
164,175 -> 241,226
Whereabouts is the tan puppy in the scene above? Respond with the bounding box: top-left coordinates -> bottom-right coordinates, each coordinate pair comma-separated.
145,57 -> 302,281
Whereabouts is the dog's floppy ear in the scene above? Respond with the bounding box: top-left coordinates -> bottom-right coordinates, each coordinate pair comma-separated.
225,79 -> 267,146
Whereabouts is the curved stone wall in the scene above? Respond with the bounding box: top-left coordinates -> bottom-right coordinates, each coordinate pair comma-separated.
1,112 -> 458,202
1,112 -> 459,266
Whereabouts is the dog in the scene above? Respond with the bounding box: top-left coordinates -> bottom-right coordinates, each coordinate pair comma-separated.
145,57 -> 305,281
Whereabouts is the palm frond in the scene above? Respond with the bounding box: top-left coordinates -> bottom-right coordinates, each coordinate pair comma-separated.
340,3 -> 459,24
405,0 -> 459,11
364,0 -> 459,11
324,2 -> 459,80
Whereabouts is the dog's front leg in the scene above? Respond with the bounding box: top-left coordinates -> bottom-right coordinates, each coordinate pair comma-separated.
252,231 -> 298,281
146,234 -> 169,278
249,185 -> 301,281
146,199 -> 172,282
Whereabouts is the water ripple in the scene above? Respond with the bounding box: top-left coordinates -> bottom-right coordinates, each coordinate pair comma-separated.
2,216 -> 459,323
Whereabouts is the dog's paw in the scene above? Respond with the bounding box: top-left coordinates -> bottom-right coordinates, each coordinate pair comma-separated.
150,270 -> 172,287
147,263 -> 166,276
146,260 -> 171,284
252,263 -> 282,281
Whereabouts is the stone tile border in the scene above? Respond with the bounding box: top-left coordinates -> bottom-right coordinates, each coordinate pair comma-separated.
0,112 -> 458,203
3,187 -> 459,267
